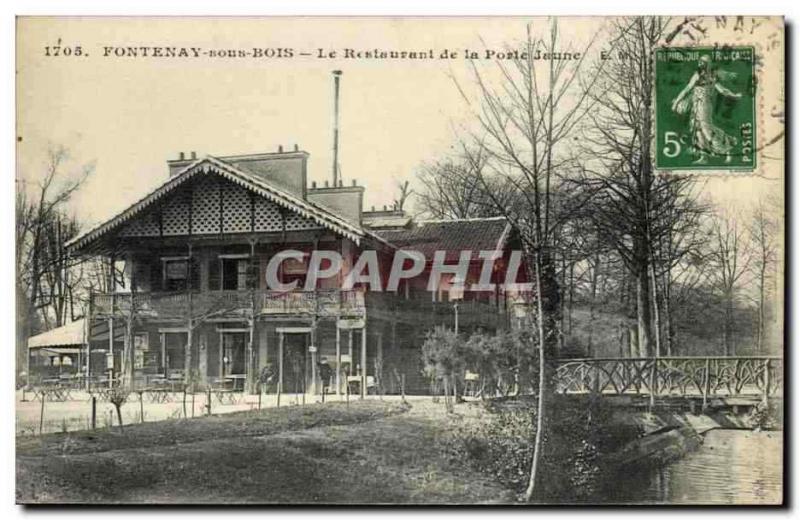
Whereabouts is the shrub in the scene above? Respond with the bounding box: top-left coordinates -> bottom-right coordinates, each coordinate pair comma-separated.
421,327 -> 465,409
422,327 -> 539,400
747,400 -> 782,430
441,408 -> 534,491
441,398 -> 622,499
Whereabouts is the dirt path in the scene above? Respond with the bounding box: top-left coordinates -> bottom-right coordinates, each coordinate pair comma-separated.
17,399 -> 513,504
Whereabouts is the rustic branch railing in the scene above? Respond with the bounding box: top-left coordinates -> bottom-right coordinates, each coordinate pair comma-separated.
552,357 -> 783,400
262,289 -> 365,317
92,289 -> 366,319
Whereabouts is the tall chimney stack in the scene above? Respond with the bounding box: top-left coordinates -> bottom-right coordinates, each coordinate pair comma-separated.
332,70 -> 342,187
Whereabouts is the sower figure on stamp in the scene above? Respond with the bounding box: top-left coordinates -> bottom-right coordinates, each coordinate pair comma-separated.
671,55 -> 743,164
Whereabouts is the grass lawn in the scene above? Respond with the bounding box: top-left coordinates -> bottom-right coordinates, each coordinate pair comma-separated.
17,398 -> 514,504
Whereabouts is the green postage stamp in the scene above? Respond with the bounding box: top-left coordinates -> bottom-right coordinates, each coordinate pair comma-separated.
654,46 -> 757,172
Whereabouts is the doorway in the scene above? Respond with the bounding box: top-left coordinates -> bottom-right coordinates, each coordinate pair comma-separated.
163,331 -> 187,376
221,332 -> 246,377
281,332 -> 310,394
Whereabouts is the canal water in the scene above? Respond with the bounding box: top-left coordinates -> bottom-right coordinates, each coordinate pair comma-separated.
600,429 -> 783,505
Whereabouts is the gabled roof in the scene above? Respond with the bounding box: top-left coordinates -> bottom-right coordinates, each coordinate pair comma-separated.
66,156 -> 371,253
376,217 -> 511,262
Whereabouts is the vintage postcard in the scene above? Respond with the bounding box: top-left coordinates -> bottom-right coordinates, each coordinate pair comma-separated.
15,16 -> 784,505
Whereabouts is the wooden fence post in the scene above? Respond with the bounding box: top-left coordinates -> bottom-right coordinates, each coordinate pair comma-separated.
649,359 -> 658,408
91,396 -> 97,430
39,392 -> 46,435
763,358 -> 771,406
345,369 -> 350,408
703,358 -> 711,410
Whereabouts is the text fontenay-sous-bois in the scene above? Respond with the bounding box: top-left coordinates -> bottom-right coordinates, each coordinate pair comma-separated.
43,43 -> 585,61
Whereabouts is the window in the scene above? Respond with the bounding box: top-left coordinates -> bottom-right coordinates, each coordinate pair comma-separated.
134,333 -> 149,369
221,256 -> 250,290
281,253 -> 308,289
164,332 -> 187,373
162,257 -> 189,291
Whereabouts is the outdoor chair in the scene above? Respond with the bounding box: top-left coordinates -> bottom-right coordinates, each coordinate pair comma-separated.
167,372 -> 185,392
464,371 -> 481,398
346,375 -> 376,396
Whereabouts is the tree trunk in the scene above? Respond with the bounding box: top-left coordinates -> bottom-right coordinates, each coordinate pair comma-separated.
538,252 -> 561,358
649,263 -> 661,358
636,265 -> 653,357
559,254 -> 566,351
567,262 -> 575,334
524,251 -> 551,502
587,255 -> 600,357
725,294 -> 735,356
115,404 -> 124,433
757,266 -> 766,353
662,271 -> 673,356
123,320 -> 135,389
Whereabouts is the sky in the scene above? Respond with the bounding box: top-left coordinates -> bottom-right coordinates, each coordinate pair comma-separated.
16,16 -> 784,228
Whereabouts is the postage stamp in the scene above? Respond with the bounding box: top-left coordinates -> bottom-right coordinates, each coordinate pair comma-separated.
654,46 -> 757,172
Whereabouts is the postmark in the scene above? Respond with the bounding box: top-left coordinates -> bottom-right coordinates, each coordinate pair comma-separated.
654,46 -> 757,172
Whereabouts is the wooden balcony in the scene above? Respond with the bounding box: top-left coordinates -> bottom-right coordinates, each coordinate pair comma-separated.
91,289 -> 366,320
364,292 -> 514,330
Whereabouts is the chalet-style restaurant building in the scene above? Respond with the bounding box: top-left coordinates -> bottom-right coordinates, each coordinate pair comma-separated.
61,149 -> 530,396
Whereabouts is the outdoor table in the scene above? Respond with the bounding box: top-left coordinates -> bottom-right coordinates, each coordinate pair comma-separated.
227,374 -> 246,392
212,377 -> 241,405
146,378 -> 173,403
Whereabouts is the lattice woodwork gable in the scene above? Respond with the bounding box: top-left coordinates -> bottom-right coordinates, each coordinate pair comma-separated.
116,171 -> 322,238
192,174 -> 221,234
161,189 -> 191,236
118,209 -> 160,237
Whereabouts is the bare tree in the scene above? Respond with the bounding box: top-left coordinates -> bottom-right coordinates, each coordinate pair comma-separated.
16,145 -> 93,378
38,213 -> 85,327
708,211 -> 751,356
454,19 -> 602,501
415,147 -> 512,219
747,200 -> 778,353
580,17 -> 672,357
393,179 -> 413,212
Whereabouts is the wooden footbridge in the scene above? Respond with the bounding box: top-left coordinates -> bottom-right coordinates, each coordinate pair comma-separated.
552,356 -> 783,408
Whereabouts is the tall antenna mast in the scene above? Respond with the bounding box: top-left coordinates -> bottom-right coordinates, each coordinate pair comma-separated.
332,70 -> 342,186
